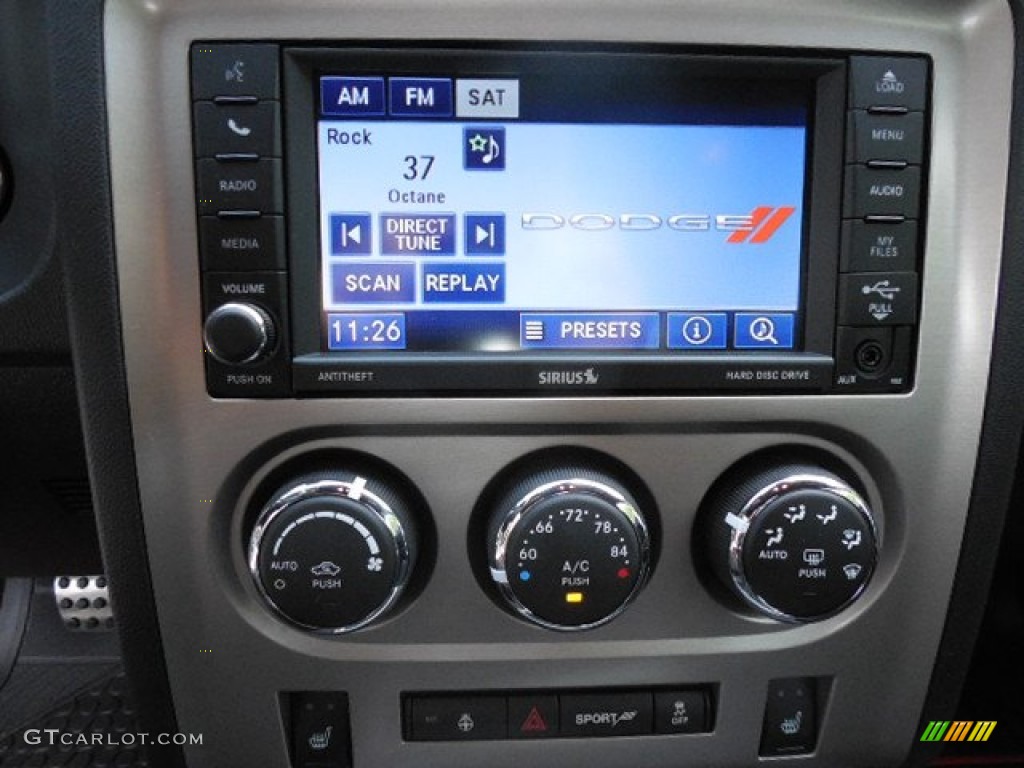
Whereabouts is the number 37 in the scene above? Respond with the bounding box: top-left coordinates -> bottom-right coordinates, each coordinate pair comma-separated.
403,155 -> 435,180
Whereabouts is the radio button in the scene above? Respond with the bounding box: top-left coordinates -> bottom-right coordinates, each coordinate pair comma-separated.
841,220 -> 918,273
844,165 -> 921,219
199,215 -> 285,272
848,111 -> 924,164
849,56 -> 928,111
193,101 -> 281,158
838,271 -> 919,326
190,43 -> 279,101
197,157 -> 283,215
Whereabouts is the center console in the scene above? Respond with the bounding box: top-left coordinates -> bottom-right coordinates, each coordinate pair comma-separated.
102,1 -> 1014,766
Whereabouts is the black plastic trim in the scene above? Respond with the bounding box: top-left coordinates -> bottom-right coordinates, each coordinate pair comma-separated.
50,1 -> 184,765
905,1 -> 1023,764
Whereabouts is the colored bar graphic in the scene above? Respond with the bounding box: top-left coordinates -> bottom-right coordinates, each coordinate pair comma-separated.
919,721 -> 950,742
919,720 -> 997,742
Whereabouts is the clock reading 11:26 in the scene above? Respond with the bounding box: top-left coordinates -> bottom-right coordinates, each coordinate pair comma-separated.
327,313 -> 407,350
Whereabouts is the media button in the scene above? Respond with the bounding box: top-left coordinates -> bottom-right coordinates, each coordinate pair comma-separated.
389,78 -> 453,117
423,263 -> 505,304
330,213 -> 372,256
330,262 -> 416,304
381,214 -> 456,256
520,313 -> 660,350
465,214 -> 506,255
321,76 -> 386,117
734,313 -> 796,349
667,313 -> 727,350
200,215 -> 285,271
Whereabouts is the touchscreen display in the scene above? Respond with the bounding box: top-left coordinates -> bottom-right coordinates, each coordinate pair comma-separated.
317,70 -> 807,353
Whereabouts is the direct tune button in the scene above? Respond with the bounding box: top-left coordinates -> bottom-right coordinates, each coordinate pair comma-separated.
249,471 -> 417,633
488,466 -> 651,630
203,302 -> 275,365
705,465 -> 878,622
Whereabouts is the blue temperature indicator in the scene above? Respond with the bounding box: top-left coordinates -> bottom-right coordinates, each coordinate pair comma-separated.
328,313 -> 406,350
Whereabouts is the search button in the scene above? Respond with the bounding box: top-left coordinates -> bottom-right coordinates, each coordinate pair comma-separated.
734,313 -> 796,349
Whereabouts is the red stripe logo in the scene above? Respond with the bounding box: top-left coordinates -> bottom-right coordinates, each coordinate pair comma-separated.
727,206 -> 796,244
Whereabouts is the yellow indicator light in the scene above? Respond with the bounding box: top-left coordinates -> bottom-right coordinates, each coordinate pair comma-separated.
565,592 -> 584,604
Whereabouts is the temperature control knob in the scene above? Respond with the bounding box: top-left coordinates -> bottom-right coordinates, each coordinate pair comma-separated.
704,464 -> 878,622
203,302 -> 275,365
488,466 -> 651,631
249,471 -> 417,633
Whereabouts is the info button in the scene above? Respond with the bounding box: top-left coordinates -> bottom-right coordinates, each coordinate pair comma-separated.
667,313 -> 727,350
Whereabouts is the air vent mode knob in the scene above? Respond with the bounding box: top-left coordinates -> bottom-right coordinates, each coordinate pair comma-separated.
704,464 -> 879,622
203,302 -> 275,365
488,466 -> 651,631
249,471 -> 417,633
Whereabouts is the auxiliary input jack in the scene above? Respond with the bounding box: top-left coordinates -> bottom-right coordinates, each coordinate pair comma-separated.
854,339 -> 888,376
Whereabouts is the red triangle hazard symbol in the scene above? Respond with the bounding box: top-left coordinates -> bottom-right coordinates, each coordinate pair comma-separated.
521,706 -> 548,733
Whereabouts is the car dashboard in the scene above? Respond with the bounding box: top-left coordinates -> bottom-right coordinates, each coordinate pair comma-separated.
0,1 -> 1022,767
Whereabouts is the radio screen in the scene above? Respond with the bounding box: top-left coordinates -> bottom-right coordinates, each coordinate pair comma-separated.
316,71 -> 807,353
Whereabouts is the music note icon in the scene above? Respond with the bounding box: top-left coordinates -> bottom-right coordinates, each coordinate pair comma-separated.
464,127 -> 506,171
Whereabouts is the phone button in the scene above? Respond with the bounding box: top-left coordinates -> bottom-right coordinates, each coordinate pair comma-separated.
193,101 -> 281,158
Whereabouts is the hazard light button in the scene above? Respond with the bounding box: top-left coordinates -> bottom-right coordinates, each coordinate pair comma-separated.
508,695 -> 558,739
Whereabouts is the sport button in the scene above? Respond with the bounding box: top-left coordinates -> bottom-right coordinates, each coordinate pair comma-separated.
560,692 -> 653,737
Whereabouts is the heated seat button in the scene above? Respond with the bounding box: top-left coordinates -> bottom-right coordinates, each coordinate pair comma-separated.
197,158 -> 283,215
190,43 -> 280,101
509,695 -> 559,739
407,695 -> 506,741
849,56 -> 928,111
654,691 -> 710,735
194,101 -> 282,158
560,692 -> 653,738
290,692 -> 351,768
760,678 -> 818,756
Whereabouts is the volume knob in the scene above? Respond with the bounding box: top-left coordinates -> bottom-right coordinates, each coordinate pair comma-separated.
203,302 -> 275,365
